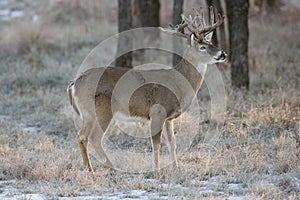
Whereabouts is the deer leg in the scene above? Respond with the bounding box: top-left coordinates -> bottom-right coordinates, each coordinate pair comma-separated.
77,121 -> 94,173
163,120 -> 178,167
89,120 -> 114,169
90,123 -> 114,168
151,131 -> 163,176
150,104 -> 167,176
87,95 -> 114,169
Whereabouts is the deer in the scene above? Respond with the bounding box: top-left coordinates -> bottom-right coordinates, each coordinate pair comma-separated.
67,7 -> 227,175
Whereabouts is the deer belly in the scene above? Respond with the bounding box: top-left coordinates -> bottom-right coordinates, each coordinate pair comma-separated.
113,111 -> 149,123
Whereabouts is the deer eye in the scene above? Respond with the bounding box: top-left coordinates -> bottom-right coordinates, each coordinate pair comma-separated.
199,45 -> 206,51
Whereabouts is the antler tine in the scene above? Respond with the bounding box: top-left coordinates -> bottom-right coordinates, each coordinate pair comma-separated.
159,20 -> 190,38
181,14 -> 192,27
191,8 -> 199,27
181,14 -> 196,34
181,8 -> 200,39
210,6 -> 214,26
199,13 -> 224,34
172,21 -> 187,33
191,15 -> 198,29
192,7 -> 204,29
193,8 -> 201,29
192,7 -> 224,38
200,7 -> 206,27
188,7 -> 210,40
160,7 -> 224,40
174,22 -> 189,38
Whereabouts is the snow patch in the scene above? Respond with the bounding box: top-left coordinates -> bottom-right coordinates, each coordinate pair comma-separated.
228,183 -> 243,191
22,126 -> 41,133
0,9 -> 10,16
0,114 -> 10,121
10,10 -> 24,18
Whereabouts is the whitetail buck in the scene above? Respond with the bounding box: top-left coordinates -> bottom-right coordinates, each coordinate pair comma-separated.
67,7 -> 227,174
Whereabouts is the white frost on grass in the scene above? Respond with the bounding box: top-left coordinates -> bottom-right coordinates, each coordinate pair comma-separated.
0,176 -> 248,199
0,114 -> 10,121
0,180 -> 22,200
0,9 -> 25,21
199,189 -> 224,196
2,194 -> 47,200
228,183 -> 243,191
10,10 -> 24,18
0,9 -> 10,16
227,197 -> 247,200
291,177 -> 300,191
0,180 -> 16,185
22,126 -> 41,133
0,179 -> 248,200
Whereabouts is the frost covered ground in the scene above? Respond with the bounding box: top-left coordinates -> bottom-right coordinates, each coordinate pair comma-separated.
1,178 -> 250,199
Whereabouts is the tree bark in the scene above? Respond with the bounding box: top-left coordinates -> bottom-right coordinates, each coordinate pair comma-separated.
136,0 -> 160,27
226,0 -> 249,89
172,0 -> 184,67
115,0 -> 132,67
132,0 -> 160,64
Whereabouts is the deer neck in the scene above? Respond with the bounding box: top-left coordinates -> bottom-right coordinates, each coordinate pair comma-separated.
174,57 -> 207,93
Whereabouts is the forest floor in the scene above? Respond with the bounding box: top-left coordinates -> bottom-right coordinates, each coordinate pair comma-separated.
0,0 -> 300,199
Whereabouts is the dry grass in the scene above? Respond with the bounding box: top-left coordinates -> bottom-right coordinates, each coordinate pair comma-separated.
2,0 -> 116,53
0,1 -> 299,199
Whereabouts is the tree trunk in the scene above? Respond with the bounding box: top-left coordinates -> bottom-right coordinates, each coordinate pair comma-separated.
226,0 -> 249,89
172,0 -> 184,67
132,0 -> 160,64
115,0 -> 132,67
136,0 -> 160,27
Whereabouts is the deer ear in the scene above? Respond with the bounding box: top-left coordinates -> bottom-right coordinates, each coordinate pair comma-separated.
205,32 -> 213,42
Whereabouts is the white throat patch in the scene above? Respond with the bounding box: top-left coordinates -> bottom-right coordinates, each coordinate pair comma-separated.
197,63 -> 207,74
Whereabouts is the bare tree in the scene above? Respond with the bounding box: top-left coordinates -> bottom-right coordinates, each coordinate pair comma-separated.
134,0 -> 160,27
132,0 -> 160,64
226,0 -> 249,89
115,0 -> 132,67
172,0 -> 184,67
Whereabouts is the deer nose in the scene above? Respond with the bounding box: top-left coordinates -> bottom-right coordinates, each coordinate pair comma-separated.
220,51 -> 227,60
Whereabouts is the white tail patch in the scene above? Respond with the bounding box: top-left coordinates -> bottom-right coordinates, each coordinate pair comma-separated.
134,63 -> 172,71
71,85 -> 85,120
113,112 -> 149,123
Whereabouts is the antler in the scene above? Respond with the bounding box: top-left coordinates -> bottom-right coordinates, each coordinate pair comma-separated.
160,6 -> 224,41
189,6 -> 225,40
159,21 -> 189,38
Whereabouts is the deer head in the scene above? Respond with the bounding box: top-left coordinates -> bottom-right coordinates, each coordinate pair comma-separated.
159,6 -> 227,64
